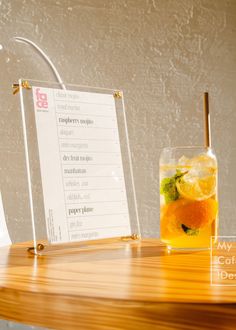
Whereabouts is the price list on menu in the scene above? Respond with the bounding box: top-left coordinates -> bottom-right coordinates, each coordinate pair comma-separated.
32,87 -> 131,243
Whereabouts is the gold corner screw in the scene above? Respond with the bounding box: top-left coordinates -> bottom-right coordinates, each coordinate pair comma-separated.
121,234 -> 140,241
131,233 -> 140,240
27,243 -> 45,255
22,80 -> 31,90
12,80 -> 32,95
113,91 -> 122,99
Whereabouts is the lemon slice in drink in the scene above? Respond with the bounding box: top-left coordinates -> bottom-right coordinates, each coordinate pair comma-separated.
176,174 -> 216,201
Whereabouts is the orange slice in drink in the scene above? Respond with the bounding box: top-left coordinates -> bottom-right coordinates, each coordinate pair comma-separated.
176,174 -> 216,201
174,198 -> 218,230
161,198 -> 218,240
161,199 -> 189,240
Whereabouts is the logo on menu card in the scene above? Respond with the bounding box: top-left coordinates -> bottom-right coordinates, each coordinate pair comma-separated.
35,88 -> 48,109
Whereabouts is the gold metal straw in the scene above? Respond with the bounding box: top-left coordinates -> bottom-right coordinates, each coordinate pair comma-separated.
203,92 -> 211,147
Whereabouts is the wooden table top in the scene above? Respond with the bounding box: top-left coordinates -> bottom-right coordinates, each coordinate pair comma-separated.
0,238 -> 236,329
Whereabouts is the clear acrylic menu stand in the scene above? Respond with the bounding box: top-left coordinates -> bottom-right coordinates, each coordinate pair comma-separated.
15,79 -> 140,255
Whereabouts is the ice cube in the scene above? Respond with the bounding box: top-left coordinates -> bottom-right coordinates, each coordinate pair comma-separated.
178,155 -> 191,166
189,154 -> 216,168
188,154 -> 217,178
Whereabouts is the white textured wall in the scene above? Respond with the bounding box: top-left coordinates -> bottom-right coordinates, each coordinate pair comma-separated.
0,0 -> 236,240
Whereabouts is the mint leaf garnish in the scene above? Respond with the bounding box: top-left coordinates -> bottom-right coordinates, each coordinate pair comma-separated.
160,170 -> 188,203
160,177 -> 179,203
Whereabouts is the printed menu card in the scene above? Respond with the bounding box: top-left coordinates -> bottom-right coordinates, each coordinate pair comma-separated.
32,87 -> 131,243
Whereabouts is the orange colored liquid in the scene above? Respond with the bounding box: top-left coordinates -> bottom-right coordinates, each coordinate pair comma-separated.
160,165 -> 218,249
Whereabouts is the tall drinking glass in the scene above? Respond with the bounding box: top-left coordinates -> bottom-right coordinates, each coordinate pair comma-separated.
160,147 -> 218,250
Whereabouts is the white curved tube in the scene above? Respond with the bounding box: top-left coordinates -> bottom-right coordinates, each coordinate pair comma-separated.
13,36 -> 66,90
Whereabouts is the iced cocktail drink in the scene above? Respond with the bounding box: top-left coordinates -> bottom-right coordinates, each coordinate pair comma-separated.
160,147 -> 218,250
